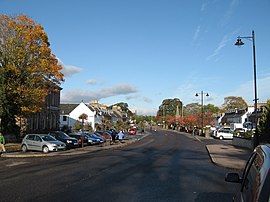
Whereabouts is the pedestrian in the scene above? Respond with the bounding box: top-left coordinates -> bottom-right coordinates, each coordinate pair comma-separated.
0,132 -> 6,153
117,130 -> 124,143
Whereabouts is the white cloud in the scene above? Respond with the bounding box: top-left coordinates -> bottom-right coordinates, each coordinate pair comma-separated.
201,2 -> 208,12
61,84 -> 138,103
228,74 -> 270,105
206,34 -> 230,61
130,106 -> 157,116
57,58 -> 82,78
193,25 -> 201,41
206,30 -> 238,61
125,95 -> 153,104
62,65 -> 82,77
221,0 -> 239,26
86,79 -> 97,85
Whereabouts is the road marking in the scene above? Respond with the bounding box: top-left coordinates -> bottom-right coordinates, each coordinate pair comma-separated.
6,161 -> 28,167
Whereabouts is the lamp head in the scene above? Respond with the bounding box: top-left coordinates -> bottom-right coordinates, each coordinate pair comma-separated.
195,93 -> 198,97
206,93 -> 209,96
235,38 -> 244,46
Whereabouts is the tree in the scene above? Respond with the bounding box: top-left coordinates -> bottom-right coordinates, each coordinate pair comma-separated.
0,15 -> 63,134
222,96 -> 248,111
157,98 -> 183,117
183,103 -> 201,116
182,103 -> 219,128
204,104 -> 220,114
110,102 -> 133,117
78,113 -> 88,131
258,99 -> 270,143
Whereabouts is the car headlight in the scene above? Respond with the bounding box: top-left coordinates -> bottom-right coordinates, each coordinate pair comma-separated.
67,140 -> 72,143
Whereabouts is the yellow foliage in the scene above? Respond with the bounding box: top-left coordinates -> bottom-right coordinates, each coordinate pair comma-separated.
0,14 -> 64,116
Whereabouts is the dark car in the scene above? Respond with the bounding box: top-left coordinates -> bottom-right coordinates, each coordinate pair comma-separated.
225,144 -> 270,202
69,133 -> 91,146
92,132 -> 107,142
104,130 -> 118,141
79,132 -> 103,145
48,131 -> 79,149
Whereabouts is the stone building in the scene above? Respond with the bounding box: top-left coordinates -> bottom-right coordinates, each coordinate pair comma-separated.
24,89 -> 62,134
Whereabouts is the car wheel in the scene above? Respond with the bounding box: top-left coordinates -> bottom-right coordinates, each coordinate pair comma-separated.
42,146 -> 49,153
21,144 -> 28,152
219,136 -> 223,140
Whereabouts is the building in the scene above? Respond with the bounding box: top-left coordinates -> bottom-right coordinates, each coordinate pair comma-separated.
59,100 -> 130,132
25,89 -> 61,134
220,107 -> 254,126
60,102 -> 95,132
219,103 -> 266,129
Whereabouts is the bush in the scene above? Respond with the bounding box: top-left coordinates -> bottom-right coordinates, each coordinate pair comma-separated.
233,129 -> 254,139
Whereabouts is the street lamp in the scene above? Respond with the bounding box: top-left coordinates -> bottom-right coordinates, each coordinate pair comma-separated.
195,91 -> 209,130
234,30 -> 259,148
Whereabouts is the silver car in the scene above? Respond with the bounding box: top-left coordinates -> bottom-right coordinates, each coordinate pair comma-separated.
225,144 -> 270,201
21,134 -> 66,153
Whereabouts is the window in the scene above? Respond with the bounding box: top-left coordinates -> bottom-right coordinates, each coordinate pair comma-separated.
26,135 -> 35,140
34,136 -> 42,142
241,153 -> 260,202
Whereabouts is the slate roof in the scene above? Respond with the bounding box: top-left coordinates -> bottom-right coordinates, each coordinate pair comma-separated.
60,104 -> 78,115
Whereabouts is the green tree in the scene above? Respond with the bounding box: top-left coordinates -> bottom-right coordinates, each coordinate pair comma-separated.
0,15 -> 63,134
78,113 -> 88,131
114,120 -> 127,131
258,99 -> 270,143
184,103 -> 201,115
222,96 -> 248,111
157,98 -> 183,117
110,102 -> 133,117
204,104 -> 220,114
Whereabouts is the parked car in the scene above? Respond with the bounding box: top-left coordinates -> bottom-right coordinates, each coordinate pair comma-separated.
69,133 -> 88,146
48,131 -> 79,149
21,134 -> 66,153
96,131 -> 112,141
104,130 -> 118,141
92,132 -> 107,142
128,128 -> 137,135
233,128 -> 246,138
79,132 -> 104,145
225,144 -> 270,202
213,127 -> 233,140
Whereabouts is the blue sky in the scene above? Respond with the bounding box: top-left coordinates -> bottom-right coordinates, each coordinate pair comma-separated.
1,0 -> 270,115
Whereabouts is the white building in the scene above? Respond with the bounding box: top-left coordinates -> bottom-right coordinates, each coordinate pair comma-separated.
60,102 -> 96,131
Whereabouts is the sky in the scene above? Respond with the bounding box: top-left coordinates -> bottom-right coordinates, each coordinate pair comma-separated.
1,0 -> 270,115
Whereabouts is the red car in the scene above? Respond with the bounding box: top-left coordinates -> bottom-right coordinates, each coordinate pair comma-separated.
128,128 -> 137,135
96,131 -> 112,141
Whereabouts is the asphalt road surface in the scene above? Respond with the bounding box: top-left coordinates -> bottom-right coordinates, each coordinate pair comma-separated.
0,129 -> 239,202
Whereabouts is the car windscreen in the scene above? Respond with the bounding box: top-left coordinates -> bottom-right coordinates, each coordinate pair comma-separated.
41,135 -> 56,141
56,132 -> 69,138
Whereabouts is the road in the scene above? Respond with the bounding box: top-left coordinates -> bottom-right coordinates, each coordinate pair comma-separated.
0,129 -> 238,202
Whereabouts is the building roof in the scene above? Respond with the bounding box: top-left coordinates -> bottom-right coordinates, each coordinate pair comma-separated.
60,104 -> 78,115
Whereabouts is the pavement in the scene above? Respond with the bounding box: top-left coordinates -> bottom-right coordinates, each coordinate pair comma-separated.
206,144 -> 252,170
1,131 -> 253,171
193,134 -> 252,171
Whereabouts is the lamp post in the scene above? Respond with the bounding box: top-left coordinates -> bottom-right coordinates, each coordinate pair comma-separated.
163,105 -> 166,128
195,91 -> 209,130
234,30 -> 259,148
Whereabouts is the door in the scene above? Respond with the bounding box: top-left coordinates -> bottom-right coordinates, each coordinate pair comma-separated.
32,135 -> 43,151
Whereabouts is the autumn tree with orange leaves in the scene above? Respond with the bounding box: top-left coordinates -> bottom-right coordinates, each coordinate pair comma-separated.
0,15 -> 64,135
